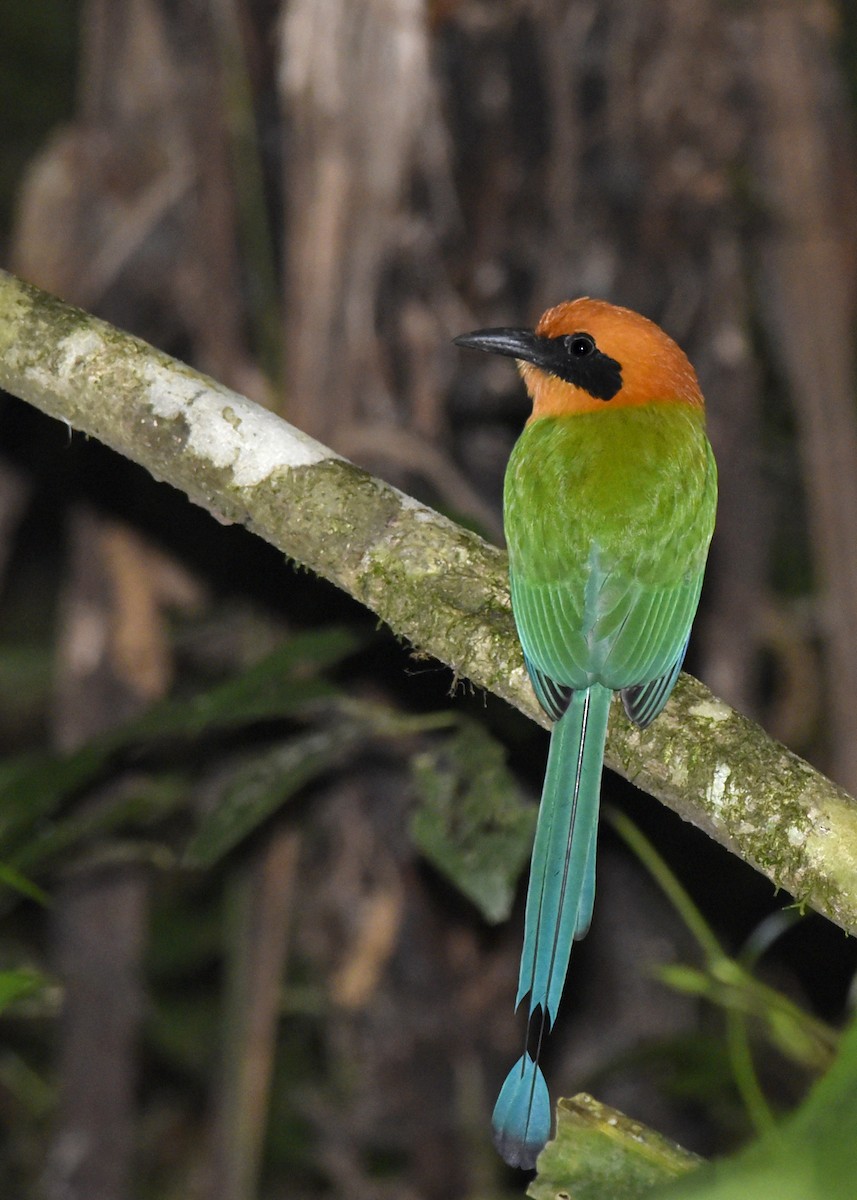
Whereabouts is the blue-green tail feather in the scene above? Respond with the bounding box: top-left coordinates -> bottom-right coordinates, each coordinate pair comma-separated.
574,808 -> 599,940
492,1054 -> 550,1170
516,685 -> 611,1021
493,685 -> 611,1167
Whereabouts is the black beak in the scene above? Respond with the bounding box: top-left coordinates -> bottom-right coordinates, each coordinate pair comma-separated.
453,327 -> 544,367
454,324 -> 624,401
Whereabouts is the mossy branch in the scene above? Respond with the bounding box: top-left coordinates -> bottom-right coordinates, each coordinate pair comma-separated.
1,269 -> 856,934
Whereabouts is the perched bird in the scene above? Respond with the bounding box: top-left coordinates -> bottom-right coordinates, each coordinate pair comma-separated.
454,299 -> 717,1169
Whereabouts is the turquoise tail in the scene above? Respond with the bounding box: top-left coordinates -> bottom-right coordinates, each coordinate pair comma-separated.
492,1054 -> 550,1169
492,685 -> 611,1168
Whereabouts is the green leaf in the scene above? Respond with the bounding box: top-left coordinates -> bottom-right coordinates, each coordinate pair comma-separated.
646,1014 -> 857,1200
11,772 -> 190,875
410,720 -> 535,922
0,967 -> 52,1015
183,695 -> 450,869
125,627 -> 358,742
612,809 -> 838,1080
0,861 -> 50,906
0,628 -> 359,857
527,1093 -> 703,1200
0,747 -> 111,850
183,730 -> 351,869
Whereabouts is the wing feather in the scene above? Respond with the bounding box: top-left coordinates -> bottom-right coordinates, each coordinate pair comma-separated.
622,634 -> 689,727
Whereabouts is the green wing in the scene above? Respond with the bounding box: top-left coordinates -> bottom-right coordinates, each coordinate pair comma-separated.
509,558 -> 706,694
620,634 -> 689,727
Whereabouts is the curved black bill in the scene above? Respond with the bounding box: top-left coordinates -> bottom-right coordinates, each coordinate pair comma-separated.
452,327 -> 542,365
454,325 -> 623,401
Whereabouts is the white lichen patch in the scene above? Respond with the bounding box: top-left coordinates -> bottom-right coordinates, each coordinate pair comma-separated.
141,360 -> 339,485
393,487 -> 459,529
667,755 -> 689,789
394,489 -> 431,514
56,327 -> 108,375
706,762 -> 732,813
411,505 -> 440,523
20,326 -> 107,396
689,697 -> 732,723
787,824 -> 807,848
508,663 -> 531,694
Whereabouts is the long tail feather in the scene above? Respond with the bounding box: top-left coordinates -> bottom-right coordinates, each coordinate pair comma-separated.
492,1054 -> 550,1170
493,685 -> 611,1167
574,808 -> 599,940
517,685 -> 611,1021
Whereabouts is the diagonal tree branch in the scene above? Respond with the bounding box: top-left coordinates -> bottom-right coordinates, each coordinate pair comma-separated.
1,268 -> 856,935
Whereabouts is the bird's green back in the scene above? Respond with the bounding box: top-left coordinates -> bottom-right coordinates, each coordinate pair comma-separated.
504,402 -> 717,693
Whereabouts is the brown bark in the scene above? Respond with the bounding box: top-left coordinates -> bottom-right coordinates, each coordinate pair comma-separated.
43,864 -> 147,1200
278,0 -> 442,443
752,0 -> 857,791
11,0 -> 260,398
43,510 -> 179,1200
207,827 -> 301,1200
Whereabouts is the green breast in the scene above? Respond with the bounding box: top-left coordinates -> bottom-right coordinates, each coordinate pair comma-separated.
503,404 -> 717,691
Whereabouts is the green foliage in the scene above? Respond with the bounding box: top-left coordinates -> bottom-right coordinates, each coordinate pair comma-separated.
184,733 -> 346,869
0,628 -> 359,871
608,808 -> 838,1131
124,627 -> 357,740
410,718 -> 535,922
528,1014 -> 857,1200
0,967 -> 52,1015
0,0 -> 78,238
184,697 -> 456,869
0,863 -> 49,906
657,960 -> 836,1075
648,1013 -> 857,1200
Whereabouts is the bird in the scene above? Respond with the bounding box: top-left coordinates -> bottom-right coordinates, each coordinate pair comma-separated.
454,298 -> 717,1169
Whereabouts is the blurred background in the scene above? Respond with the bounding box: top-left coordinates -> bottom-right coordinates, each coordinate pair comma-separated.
1,1 -> 857,1197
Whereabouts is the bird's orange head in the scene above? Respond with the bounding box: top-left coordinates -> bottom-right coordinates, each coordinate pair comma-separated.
454,297 -> 704,419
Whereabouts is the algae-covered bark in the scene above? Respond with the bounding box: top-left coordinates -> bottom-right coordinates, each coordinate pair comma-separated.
1,268 -> 856,935
527,1093 -> 703,1199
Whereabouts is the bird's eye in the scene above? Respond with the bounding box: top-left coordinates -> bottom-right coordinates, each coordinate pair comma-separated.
565,333 -> 596,357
